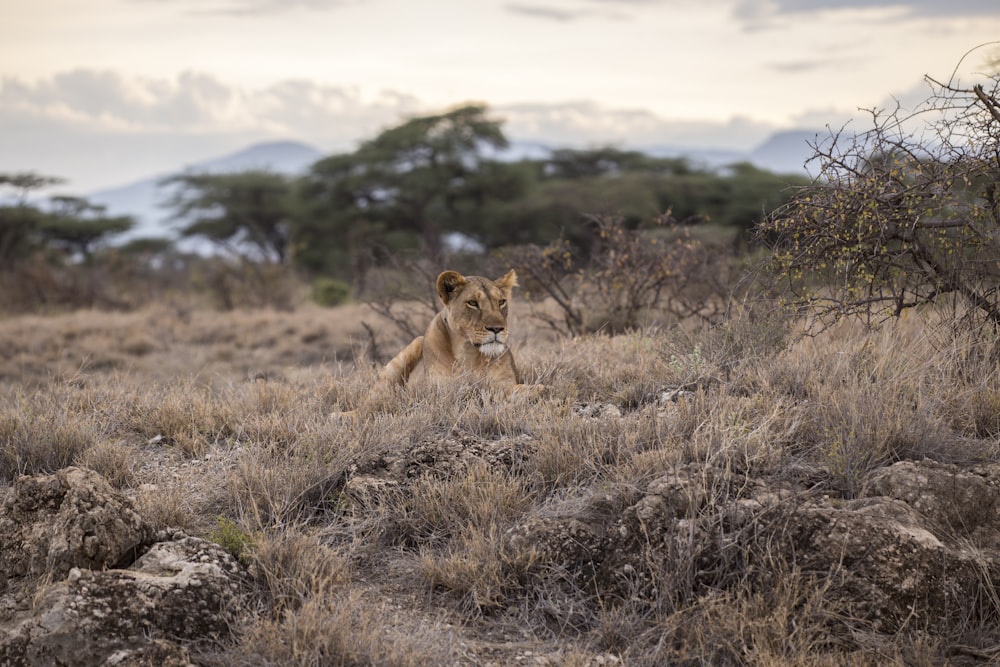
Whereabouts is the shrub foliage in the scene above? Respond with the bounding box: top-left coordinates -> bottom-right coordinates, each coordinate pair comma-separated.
761,74 -> 1000,329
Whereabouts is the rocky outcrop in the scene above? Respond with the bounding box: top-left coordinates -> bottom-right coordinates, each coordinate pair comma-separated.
342,427 -> 533,511
506,459 -> 1000,634
0,467 -> 152,595
0,468 -> 245,667
6,452 -> 1000,663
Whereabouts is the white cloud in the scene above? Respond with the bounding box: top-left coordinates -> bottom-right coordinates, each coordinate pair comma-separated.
504,1 -> 631,21
9,66 -> 932,192
498,101 -> 775,150
0,70 -> 425,190
0,70 -> 421,140
131,0 -> 359,16
1,70 -> 241,131
735,0 -> 996,19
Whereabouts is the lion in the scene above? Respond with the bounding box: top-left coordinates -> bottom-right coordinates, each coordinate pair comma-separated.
368,268 -> 535,400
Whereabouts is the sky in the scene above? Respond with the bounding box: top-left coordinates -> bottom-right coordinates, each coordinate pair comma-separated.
1,0 -> 999,192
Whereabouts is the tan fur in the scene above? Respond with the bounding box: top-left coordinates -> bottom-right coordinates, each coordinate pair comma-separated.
373,269 -> 529,394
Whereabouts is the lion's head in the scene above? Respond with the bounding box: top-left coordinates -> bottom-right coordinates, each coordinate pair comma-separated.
437,269 -> 518,359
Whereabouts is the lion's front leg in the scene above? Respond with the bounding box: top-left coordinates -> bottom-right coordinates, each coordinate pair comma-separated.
375,336 -> 424,388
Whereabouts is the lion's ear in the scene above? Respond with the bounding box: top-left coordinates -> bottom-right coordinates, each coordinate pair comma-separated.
436,270 -> 467,305
495,269 -> 518,295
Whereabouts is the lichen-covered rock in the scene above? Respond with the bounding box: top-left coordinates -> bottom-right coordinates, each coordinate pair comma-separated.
0,467 -> 153,595
868,459 -> 1000,548
338,428 -> 533,517
390,428 -> 532,480
506,460 -> 1000,634
1,534 -> 245,667
102,639 -> 195,667
0,468 -> 247,666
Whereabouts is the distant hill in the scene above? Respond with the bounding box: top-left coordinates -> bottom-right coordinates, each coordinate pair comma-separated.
749,130 -> 824,176
624,131 -> 820,176
88,140 -> 324,243
639,144 -> 747,169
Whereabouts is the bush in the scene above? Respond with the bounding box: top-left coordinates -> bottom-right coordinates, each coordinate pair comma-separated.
504,213 -> 739,335
760,69 -> 1000,332
312,277 -> 351,307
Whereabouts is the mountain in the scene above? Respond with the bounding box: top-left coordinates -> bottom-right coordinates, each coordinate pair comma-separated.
88,140 -> 324,243
190,140 -> 325,175
639,144 -> 747,169
749,129 -> 824,176
644,131 -> 821,176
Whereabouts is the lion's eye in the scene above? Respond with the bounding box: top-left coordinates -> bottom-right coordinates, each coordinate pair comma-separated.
467,300 -> 479,309
498,299 -> 507,307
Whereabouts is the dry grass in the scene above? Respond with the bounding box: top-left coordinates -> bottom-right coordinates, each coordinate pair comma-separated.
2,298 -> 1000,664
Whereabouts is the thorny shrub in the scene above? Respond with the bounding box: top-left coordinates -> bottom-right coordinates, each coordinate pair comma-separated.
760,67 -> 1000,333
506,213 -> 741,336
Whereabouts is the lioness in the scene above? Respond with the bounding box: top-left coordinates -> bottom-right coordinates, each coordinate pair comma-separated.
371,269 -> 530,396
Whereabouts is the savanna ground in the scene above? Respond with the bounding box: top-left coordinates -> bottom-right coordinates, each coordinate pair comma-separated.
2,292 -> 1000,666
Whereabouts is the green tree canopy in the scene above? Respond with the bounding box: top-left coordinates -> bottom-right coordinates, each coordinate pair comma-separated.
38,196 -> 133,260
478,149 -> 807,254
542,147 -> 693,179
0,172 -> 64,265
162,170 -> 297,263
300,103 -> 524,271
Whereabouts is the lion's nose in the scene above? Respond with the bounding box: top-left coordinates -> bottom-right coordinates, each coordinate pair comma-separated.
486,326 -> 505,334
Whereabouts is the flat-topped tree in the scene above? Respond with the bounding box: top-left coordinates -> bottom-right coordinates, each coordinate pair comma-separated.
301,103 -> 522,269
0,172 -> 64,264
38,196 -> 133,261
161,170 -> 296,263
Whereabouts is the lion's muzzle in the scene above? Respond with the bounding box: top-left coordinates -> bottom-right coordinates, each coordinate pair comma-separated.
475,329 -> 508,358
476,341 -> 507,358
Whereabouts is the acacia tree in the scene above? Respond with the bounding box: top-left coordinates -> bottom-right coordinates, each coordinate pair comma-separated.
300,103 -> 522,276
0,173 -> 63,265
163,170 -> 296,263
760,71 -> 1000,329
39,196 -> 133,261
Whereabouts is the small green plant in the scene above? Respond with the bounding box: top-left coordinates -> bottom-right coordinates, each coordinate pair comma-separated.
669,342 -> 705,375
210,516 -> 256,564
312,277 -> 351,307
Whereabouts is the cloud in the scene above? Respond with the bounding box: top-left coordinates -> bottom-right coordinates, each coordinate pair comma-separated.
1,70 -> 773,152
497,100 -> 774,150
0,70 -> 782,191
504,0 -> 633,21
508,0 -> 998,24
788,78 -> 944,134
0,70 -> 239,130
0,70 -> 422,190
0,70 -> 420,139
734,0 -> 997,22
131,0 -> 358,17
505,4 -> 585,21
766,56 -> 864,74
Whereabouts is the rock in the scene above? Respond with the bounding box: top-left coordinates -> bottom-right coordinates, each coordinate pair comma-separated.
572,403 -> 623,419
1,535 -> 244,666
350,428 -> 532,485
0,467 -> 153,596
867,459 -> 1000,548
103,639 -> 195,666
506,460 -> 1000,634
337,428 -> 533,518
0,468 -> 246,667
392,429 -> 531,480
